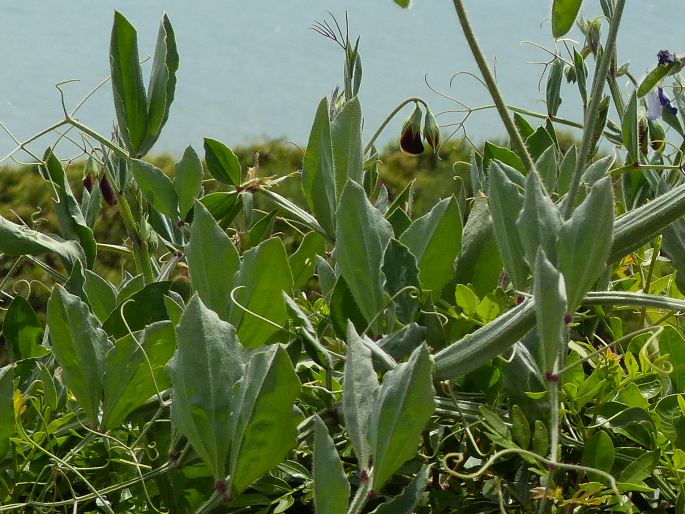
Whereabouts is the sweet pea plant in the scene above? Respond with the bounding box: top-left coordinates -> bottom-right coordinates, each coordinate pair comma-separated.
2,0 -> 685,512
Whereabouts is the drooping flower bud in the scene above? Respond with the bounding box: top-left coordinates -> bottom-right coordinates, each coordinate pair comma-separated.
423,109 -> 440,151
100,174 -> 117,206
83,173 -> 93,193
399,103 -> 424,155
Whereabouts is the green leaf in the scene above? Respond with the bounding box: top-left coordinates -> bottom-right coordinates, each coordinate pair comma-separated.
536,145 -> 558,192
622,92 -> 639,164
516,169 -> 562,266
400,197 -> 462,294
344,321 -> 380,472
658,327 -> 685,393
334,181 -> 393,330
141,13 -> 178,156
330,275 -> 367,336
557,177 -> 614,310
620,449 -> 660,484
532,420 -> 549,456
313,416 -> 349,514
637,65 -> 672,98
203,138 -> 242,187
228,345 -> 302,495
187,200 -> 239,320
199,190 -> 241,226
110,11 -> 148,156
131,159 -> 179,218
434,300 -> 536,379
552,0 -> 584,38
289,231 -> 326,288
167,294 -> 244,479
41,149 -> 97,268
483,141 -> 526,175
371,465 -> 431,514
103,281 -> 172,339
546,59 -> 564,116
3,296 -> 46,362
382,239 -> 421,323
230,238 -> 293,347
370,345 -> 435,490
511,405 -> 531,449
557,145 -> 577,196
394,0 -> 411,7
488,162 -> 528,289
582,430 -> 615,474
514,113 -> 535,141
174,146 -> 203,219
47,285 -> 112,426
331,96 -> 363,197
0,366 -> 14,460
533,250 -> 567,374
527,126 -> 555,162
302,97 -> 337,238
102,321 -> 175,430
84,270 -> 117,323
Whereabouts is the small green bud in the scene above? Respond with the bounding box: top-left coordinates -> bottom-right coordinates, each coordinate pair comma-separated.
423,109 -> 440,151
399,103 -> 424,155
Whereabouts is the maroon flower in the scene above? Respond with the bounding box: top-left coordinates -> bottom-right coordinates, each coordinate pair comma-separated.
400,103 -> 424,155
83,173 -> 94,193
100,174 -> 117,205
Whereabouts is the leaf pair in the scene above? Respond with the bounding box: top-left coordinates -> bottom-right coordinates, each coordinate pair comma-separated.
111,11 -> 178,158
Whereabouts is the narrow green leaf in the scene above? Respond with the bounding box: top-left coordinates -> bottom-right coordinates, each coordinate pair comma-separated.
344,321 -> 380,472
84,270 -> 117,323
622,92 -> 639,164
260,188 -> 327,238
400,197 -> 462,294
102,321 -> 175,430
434,300 -> 536,380
536,145 -> 558,192
334,181 -> 393,330
552,0 -> 584,38
371,465 -> 431,514
516,169 -> 562,266
187,200 -> 239,320
488,162 -> 528,289
230,237 -> 293,347
331,97 -> 363,196
511,405 -> 531,449
557,177 -> 614,310
370,345 -> 435,490
302,97 -> 337,237
47,285 -> 112,426
0,366 -> 14,460
532,420 -> 549,456
620,450 -> 660,484
228,345 -> 302,495
574,49 -> 588,106
174,146 -> 203,219
582,430 -> 615,474
3,296 -> 45,362
203,138 -> 242,187
167,295 -> 244,479
533,250 -> 567,374
41,149 -> 97,268
316,255 -> 336,300
546,59 -> 564,116
141,13 -> 178,155
131,159 -> 179,218
313,416 -> 349,514
289,231 -> 326,288
637,65 -> 672,98
110,11 -> 148,156
557,145 -> 577,196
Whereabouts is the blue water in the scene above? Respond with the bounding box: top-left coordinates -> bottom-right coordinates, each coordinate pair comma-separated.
0,1 -> 681,160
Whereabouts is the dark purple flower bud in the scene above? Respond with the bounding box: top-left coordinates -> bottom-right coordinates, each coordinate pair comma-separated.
657,50 -> 676,66
658,87 -> 678,116
423,109 -> 440,151
399,103 -> 424,155
83,173 -> 93,193
100,174 -> 117,206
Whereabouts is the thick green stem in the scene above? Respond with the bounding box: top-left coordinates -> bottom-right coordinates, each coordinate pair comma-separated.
346,477 -> 373,514
451,0 -> 537,175
364,97 -> 428,155
563,0 -> 626,218
117,194 -> 155,284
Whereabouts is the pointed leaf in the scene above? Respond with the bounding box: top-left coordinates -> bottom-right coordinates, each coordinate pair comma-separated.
488,162 -> 528,289
582,430 -> 615,474
382,238 -> 420,323
400,197 -> 462,294
3,296 -> 46,362
174,146 -> 203,219
47,285 -> 112,426
204,138 -> 241,187
187,200 -> 239,320
533,250 -> 567,374
552,0 -> 584,38
557,177 -> 614,310
103,281 -> 172,338
622,92 -> 639,164
313,416 -> 350,514
289,231 -> 326,288
228,345 -> 302,495
167,295 -> 244,479
83,270 -> 117,323
370,345 -> 435,490
334,181 -> 393,330
0,366 -> 14,460
102,321 -> 175,430
546,59 -> 564,116
344,321 -> 380,471
230,238 -> 293,347
110,11 -> 148,156
131,159 -> 179,218
483,142 -> 525,175
331,97 -> 363,196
